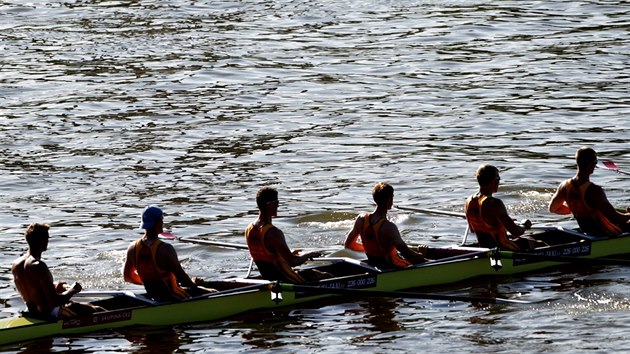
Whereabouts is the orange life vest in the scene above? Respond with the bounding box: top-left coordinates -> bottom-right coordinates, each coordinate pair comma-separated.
565,179 -> 622,237
360,213 -> 411,269
245,223 -> 306,283
465,194 -> 508,248
134,239 -> 189,301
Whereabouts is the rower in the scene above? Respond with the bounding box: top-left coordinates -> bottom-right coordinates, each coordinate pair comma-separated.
465,165 -> 544,251
343,182 -> 427,269
549,146 -> 630,237
245,187 -> 332,283
11,223 -> 104,320
123,205 -> 216,302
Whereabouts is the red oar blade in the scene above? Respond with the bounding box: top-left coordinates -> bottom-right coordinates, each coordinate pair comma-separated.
601,160 -> 619,169
159,231 -> 176,239
599,160 -> 630,176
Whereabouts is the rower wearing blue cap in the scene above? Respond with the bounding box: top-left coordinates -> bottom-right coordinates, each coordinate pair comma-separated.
123,205 -> 216,301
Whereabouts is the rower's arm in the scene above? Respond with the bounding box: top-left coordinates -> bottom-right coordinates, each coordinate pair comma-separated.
549,183 -> 572,215
266,228 -> 320,266
33,261 -> 73,311
589,186 -> 630,225
160,243 -> 196,288
122,243 -> 143,285
494,200 -> 528,237
343,216 -> 365,252
388,223 -> 425,263
58,282 -> 82,302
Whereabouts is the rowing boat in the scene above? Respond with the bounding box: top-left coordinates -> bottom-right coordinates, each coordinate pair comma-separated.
2,226 -> 629,346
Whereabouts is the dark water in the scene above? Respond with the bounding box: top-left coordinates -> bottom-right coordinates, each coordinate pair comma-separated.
1,0 -> 630,352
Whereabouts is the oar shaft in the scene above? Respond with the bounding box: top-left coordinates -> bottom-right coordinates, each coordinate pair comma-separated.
396,205 -> 466,219
288,284 -> 529,304
420,248 -> 494,265
510,252 -> 630,266
180,237 -> 249,250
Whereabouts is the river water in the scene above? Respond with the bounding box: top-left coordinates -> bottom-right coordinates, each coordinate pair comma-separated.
1,0 -> 630,352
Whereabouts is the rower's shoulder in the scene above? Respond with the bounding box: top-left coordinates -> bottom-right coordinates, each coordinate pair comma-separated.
345,214 -> 366,235
481,195 -> 504,208
586,181 -> 604,191
355,213 -> 368,224
585,182 -> 608,202
558,178 -> 572,188
266,225 -> 284,238
380,218 -> 400,234
23,258 -> 49,274
11,255 -> 26,267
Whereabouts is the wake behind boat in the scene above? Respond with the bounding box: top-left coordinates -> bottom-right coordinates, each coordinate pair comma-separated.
2,226 -> 630,347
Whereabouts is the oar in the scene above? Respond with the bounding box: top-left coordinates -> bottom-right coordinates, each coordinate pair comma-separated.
75,290 -> 136,297
366,198 -> 466,219
177,236 -> 259,277
395,205 -> 466,219
179,237 -> 249,250
461,225 -> 470,245
419,247 -> 496,266
170,233 -> 257,279
598,160 -> 630,176
159,230 -> 249,250
509,252 -> 630,266
287,284 -> 531,304
368,201 -> 472,244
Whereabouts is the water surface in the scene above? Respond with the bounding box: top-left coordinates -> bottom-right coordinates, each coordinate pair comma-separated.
1,0 -> 630,352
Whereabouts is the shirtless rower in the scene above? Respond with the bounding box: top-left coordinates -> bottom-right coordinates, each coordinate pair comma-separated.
11,223 -> 102,319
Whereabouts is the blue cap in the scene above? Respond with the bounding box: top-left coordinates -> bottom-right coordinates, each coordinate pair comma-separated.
140,205 -> 163,230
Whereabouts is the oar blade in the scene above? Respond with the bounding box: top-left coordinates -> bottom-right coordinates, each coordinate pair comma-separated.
601,160 -> 619,169
159,231 -> 176,239
599,160 -> 630,175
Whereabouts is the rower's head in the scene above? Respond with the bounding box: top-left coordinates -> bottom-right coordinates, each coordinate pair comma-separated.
372,182 -> 394,208
24,223 -> 50,252
476,164 -> 500,188
256,187 -> 279,211
576,147 -> 597,171
141,205 -> 164,231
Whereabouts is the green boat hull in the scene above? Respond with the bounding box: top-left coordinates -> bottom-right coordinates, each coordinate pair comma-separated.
2,227 -> 628,346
